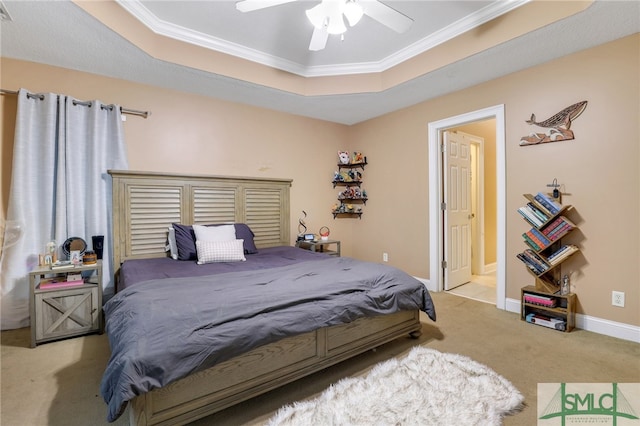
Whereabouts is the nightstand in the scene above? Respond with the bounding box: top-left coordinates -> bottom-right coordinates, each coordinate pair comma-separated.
29,260 -> 103,347
295,239 -> 341,257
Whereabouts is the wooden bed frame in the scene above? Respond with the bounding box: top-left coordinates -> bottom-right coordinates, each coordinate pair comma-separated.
109,170 -> 423,426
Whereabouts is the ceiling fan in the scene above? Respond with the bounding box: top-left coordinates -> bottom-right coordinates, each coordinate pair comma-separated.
235,0 -> 413,51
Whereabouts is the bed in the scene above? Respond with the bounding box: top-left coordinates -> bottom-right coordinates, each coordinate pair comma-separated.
102,170 -> 436,425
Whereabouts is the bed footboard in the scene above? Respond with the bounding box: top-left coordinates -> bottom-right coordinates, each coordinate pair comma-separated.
129,309 -> 421,426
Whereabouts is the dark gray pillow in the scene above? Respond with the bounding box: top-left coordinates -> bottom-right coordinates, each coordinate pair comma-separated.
234,223 -> 258,254
172,223 -> 197,261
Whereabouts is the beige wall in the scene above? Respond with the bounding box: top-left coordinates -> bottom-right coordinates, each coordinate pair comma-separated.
0,58 -> 355,257
349,34 -> 639,326
2,34 -> 638,328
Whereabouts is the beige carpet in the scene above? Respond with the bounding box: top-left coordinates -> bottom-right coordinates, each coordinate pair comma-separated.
2,292 -> 639,426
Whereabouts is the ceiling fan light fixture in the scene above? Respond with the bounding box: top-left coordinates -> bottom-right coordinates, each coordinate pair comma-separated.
326,16 -> 347,35
324,0 -> 347,34
305,3 -> 327,29
343,1 -> 363,27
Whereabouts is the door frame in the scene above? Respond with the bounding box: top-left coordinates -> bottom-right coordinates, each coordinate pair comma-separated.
428,105 -> 506,310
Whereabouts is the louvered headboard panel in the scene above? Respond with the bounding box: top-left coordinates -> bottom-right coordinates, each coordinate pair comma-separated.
109,170 -> 291,275
128,185 -> 183,257
245,188 -> 287,247
192,186 -> 237,224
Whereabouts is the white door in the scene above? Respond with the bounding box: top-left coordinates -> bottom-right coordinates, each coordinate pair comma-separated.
470,143 -> 480,274
444,131 -> 472,290
468,135 -> 485,276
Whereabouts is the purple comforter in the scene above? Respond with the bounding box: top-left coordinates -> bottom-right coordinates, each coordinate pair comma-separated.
118,245 -> 330,290
101,247 -> 436,422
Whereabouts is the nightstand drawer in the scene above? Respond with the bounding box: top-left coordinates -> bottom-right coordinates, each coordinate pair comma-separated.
34,285 -> 100,342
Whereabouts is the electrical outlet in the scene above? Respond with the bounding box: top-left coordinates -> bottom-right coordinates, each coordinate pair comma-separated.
612,291 -> 625,307
383,252 -> 388,262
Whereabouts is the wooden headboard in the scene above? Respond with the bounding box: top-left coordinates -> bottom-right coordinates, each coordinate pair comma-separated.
109,170 -> 291,271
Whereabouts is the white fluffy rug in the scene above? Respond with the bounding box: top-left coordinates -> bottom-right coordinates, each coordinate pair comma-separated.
267,346 -> 524,426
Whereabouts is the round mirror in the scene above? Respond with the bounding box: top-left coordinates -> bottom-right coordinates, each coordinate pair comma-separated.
62,237 -> 87,257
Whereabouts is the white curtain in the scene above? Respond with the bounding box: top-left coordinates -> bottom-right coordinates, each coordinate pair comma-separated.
0,89 -> 128,330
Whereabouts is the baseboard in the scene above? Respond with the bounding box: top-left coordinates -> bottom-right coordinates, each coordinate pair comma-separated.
505,297 -> 640,343
418,285 -> 639,343
414,277 -> 436,292
505,297 -> 521,314
482,263 -> 497,274
576,314 -> 640,343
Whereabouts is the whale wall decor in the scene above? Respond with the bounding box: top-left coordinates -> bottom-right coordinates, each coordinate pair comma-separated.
520,101 -> 588,146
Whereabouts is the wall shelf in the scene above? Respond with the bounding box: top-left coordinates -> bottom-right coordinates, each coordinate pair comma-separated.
332,211 -> 363,219
333,153 -> 367,218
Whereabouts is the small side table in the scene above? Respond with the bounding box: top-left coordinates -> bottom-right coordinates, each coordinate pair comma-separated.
295,239 -> 341,257
29,260 -> 103,347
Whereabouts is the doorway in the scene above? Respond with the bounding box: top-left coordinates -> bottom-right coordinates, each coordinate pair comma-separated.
428,105 -> 506,310
442,129 -> 496,304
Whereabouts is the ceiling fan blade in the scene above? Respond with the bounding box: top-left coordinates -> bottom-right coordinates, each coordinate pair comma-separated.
309,26 -> 329,51
361,0 -> 413,33
235,0 -> 297,13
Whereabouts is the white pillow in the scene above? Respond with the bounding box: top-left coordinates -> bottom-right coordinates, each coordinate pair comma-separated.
196,239 -> 246,264
193,224 -> 236,242
166,226 -> 178,260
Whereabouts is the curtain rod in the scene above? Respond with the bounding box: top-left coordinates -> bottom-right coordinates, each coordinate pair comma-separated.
0,88 -> 150,119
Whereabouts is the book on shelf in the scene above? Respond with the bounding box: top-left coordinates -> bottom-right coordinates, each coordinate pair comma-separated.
547,223 -> 571,240
529,227 -> 551,247
518,206 -> 543,227
523,293 -> 556,307
548,224 -> 572,241
518,250 -> 549,274
525,195 -> 554,218
525,313 -> 566,331
543,216 -> 575,240
535,192 -> 562,215
39,277 -> 85,289
524,231 -> 542,249
526,202 -> 550,222
50,261 -> 77,270
517,253 -> 546,274
547,245 -> 569,261
541,216 -> 564,235
523,230 -> 550,251
547,245 -> 579,265
516,253 -> 538,273
522,233 -> 541,251
523,249 -> 550,269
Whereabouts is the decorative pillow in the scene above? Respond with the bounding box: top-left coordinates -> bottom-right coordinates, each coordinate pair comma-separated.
193,224 -> 236,242
196,239 -> 246,264
172,223 -> 258,259
234,223 -> 258,254
167,226 -> 178,260
173,223 -> 198,261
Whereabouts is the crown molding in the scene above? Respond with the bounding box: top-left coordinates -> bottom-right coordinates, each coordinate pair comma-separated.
116,0 -> 529,78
